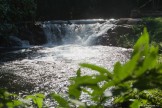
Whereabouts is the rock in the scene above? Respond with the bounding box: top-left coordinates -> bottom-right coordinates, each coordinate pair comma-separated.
107,25 -> 135,46
0,35 -> 23,47
117,18 -> 142,25
17,23 -> 47,45
95,35 -> 109,46
130,9 -> 141,18
95,32 -> 119,46
0,36 -> 10,47
0,22 -> 47,46
110,25 -> 134,36
8,36 -> 23,46
97,19 -> 143,47
127,19 -> 142,25
107,32 -> 118,46
116,18 -> 128,25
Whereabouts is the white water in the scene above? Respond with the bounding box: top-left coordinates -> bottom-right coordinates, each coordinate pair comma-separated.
42,19 -> 116,45
0,19 -> 131,106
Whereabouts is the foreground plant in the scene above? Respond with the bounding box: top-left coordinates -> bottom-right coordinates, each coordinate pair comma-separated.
52,28 -> 162,108
1,28 -> 162,107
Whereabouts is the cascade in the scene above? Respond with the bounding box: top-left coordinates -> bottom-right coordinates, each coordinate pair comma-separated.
42,19 -> 116,45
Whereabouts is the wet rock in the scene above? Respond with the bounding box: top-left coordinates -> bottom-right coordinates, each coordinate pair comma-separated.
0,35 -> 22,47
95,35 -> 110,46
0,72 -> 36,94
117,18 -> 142,25
9,36 -> 23,46
96,18 -> 143,46
0,22 -> 47,47
108,25 -> 134,36
96,25 -> 135,46
127,18 -> 142,25
130,9 -> 141,18
95,33 -> 118,46
18,23 -> 47,45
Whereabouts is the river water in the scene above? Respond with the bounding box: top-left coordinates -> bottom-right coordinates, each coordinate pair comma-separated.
0,19 -> 132,105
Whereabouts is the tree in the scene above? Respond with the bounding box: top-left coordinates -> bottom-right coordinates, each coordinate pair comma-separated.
0,0 -> 37,23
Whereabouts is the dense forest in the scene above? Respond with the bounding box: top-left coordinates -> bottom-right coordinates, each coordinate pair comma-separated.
1,0 -> 162,22
36,0 -> 162,20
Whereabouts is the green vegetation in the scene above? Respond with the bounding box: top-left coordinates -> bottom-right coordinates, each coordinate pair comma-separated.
0,0 -> 37,23
1,28 -> 162,107
115,25 -> 144,48
117,17 -> 162,50
143,17 -> 162,53
143,17 -> 162,42
0,0 -> 37,45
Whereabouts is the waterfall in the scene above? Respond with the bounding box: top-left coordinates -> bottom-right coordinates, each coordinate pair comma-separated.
0,19 -> 132,107
42,19 -> 116,45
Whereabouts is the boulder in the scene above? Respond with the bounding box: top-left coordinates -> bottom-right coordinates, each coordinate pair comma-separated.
95,24 -> 140,46
108,25 -> 134,36
18,23 -> 47,45
0,35 -> 22,47
130,9 -> 141,18
0,22 -> 47,47
117,18 -> 142,25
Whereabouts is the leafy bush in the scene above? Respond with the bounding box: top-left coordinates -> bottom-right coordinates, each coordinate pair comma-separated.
1,28 -> 162,107
53,28 -> 162,107
0,88 -> 45,108
0,0 -> 37,23
143,17 -> 162,53
143,17 -> 162,42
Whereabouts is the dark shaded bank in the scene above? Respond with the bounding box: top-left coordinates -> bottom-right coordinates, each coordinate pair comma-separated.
0,23 -> 46,48
36,0 -> 136,20
36,0 -> 162,20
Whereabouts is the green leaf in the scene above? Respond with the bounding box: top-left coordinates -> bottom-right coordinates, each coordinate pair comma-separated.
77,68 -> 81,77
25,95 -> 35,100
130,100 -> 141,108
13,100 -> 23,107
113,53 -> 140,83
70,99 -> 86,107
79,63 -> 112,78
51,93 -> 70,108
6,100 -> 23,108
113,62 -> 122,76
25,94 -> 45,108
133,27 -> 149,56
0,103 -> 3,108
36,93 -> 45,99
35,97 -> 44,108
135,46 -> 158,77
69,75 -> 107,99
68,84 -> 81,99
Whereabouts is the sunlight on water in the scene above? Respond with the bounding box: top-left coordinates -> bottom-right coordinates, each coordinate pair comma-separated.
0,19 -> 132,107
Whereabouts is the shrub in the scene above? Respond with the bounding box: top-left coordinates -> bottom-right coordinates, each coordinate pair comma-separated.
0,0 -> 37,23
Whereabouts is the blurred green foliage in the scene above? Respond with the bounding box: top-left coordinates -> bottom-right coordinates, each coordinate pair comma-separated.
143,17 -> 162,53
62,28 -> 162,107
0,0 -> 37,23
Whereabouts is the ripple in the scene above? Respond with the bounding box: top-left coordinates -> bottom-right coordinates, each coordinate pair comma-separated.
0,45 -> 132,104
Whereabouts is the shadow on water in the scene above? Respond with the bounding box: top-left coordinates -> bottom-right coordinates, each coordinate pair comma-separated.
0,47 -> 45,94
0,47 -> 44,63
0,72 -> 35,94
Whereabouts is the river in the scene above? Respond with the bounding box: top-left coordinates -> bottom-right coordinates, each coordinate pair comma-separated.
0,19 -> 132,106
